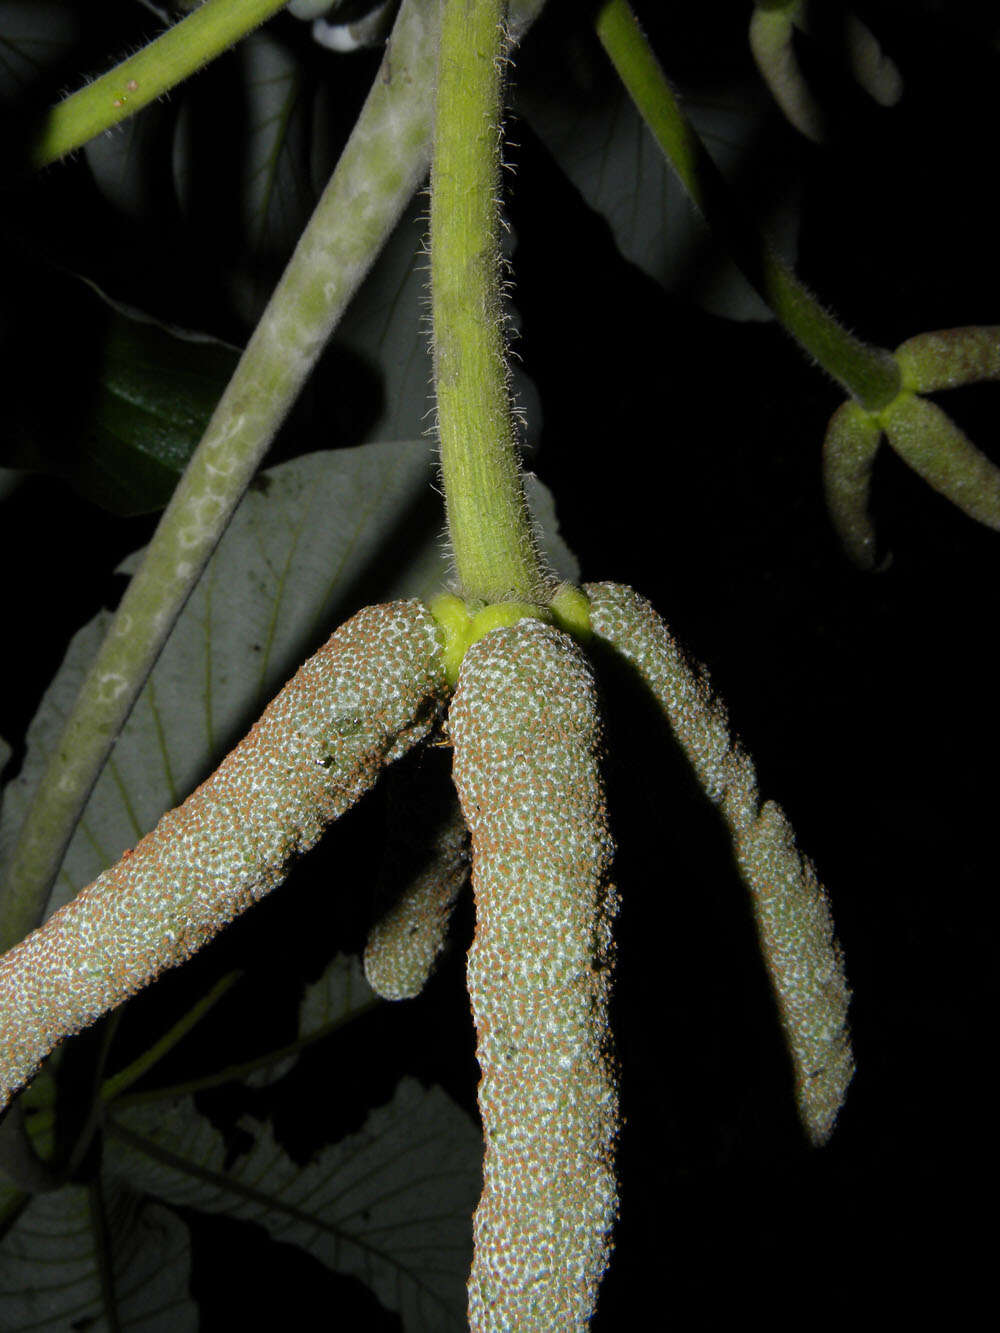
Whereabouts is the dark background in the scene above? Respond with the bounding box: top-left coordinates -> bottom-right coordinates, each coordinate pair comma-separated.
1,1 -> 996,1327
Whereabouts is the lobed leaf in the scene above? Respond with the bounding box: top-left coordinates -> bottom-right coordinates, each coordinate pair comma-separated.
0,1077 -> 481,1330
0,1180 -> 197,1331
108,1078 -> 481,1330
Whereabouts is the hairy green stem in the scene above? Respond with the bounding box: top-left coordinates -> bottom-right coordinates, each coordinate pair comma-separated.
0,0 -> 442,955
431,0 -> 548,605
595,0 -> 900,410
2,0 -> 547,961
31,0 -> 290,169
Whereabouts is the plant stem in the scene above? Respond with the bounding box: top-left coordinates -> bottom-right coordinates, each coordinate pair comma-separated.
97,971 -> 243,1107
30,0 -> 290,169
595,0 -> 901,411
110,995 -> 381,1108
0,0 -> 443,955
431,0 -> 549,605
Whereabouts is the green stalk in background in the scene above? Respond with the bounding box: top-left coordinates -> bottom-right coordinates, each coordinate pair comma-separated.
0,0 -> 443,955
31,0 -> 291,169
1,0 -> 548,957
430,0 -> 549,607
595,0 -> 901,412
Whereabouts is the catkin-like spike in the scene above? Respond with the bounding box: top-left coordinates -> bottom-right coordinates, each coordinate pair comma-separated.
0,601 -> 447,1113
449,620 -> 618,1333
363,760 -> 470,1000
585,581 -> 852,1146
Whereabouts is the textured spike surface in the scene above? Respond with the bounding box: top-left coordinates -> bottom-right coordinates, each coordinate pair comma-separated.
586,581 -> 852,1145
363,761 -> 469,1001
0,601 -> 447,1113
449,620 -> 618,1332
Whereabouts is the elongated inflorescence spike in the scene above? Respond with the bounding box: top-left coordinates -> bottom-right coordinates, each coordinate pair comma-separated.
749,2 -> 900,142
0,601 -> 448,1113
363,761 -> 470,1001
822,398 -> 883,569
883,391 -> 1000,534
449,620 -> 619,1332
895,326 -> 1000,392
585,582 -> 852,1145
749,2 -> 826,143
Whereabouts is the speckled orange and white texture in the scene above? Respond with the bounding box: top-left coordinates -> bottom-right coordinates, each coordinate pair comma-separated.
363,764 -> 469,1001
586,581 -> 853,1145
450,620 -> 619,1333
0,600 -> 447,1113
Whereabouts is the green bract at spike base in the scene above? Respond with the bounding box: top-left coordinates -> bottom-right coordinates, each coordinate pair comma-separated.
430,585 -> 594,686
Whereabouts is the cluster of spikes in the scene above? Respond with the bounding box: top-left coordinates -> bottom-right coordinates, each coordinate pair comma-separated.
748,5 -> 1000,567
824,327 -> 1000,567
749,0 -> 903,144
0,581 -> 852,1330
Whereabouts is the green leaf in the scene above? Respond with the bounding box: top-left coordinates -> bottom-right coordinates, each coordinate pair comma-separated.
518,69 -> 799,321
0,1180 -> 198,1331
108,1078 -> 479,1331
82,97 -> 174,223
0,443 -> 578,924
83,27 -> 338,324
2,274 -> 240,515
0,1078 -> 480,1330
239,33 -> 319,259
0,1 -> 80,101
335,197 -> 436,444
223,31 -> 334,321
246,952 -> 378,1087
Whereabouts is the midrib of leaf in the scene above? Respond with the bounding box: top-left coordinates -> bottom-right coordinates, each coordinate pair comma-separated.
336,1141 -> 468,1226
251,467 -> 318,710
146,674 -> 179,810
105,1115 -> 462,1316
106,755 -> 143,843
89,1175 -> 123,1333
202,573 -> 216,757
248,56 -> 305,253
308,449 -> 398,644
